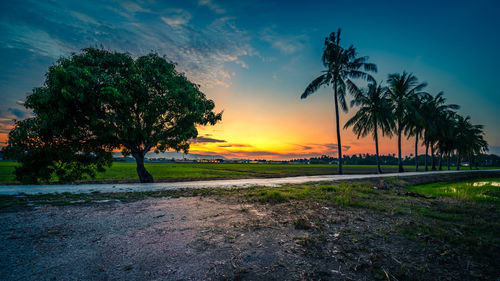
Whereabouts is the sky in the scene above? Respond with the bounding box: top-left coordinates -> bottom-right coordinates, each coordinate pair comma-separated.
1,0 -> 499,160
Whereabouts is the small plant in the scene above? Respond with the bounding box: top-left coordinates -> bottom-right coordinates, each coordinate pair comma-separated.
294,218 -> 311,230
257,190 -> 288,204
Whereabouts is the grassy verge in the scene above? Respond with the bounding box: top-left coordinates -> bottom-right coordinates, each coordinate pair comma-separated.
407,177 -> 500,203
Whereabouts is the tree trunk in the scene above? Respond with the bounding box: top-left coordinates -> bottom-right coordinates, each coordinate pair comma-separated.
133,152 -> 154,183
431,143 -> 436,171
438,152 -> 443,171
456,153 -> 460,170
397,121 -> 404,172
447,152 -> 451,170
414,132 -> 419,171
374,123 -> 382,174
333,80 -> 343,175
424,141 -> 429,171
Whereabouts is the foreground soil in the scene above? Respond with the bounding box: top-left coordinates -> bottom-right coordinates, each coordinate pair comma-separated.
1,177 -> 499,280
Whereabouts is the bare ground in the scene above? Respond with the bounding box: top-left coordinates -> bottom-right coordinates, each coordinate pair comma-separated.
1,184 -> 499,281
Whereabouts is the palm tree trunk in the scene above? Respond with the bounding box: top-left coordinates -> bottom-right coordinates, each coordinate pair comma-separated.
431,143 -> 436,171
438,152 -> 443,170
425,141 -> 429,171
469,154 -> 472,170
374,123 -> 381,174
414,132 -> 419,171
447,152 -> 451,170
333,80 -> 343,175
397,121 -> 404,172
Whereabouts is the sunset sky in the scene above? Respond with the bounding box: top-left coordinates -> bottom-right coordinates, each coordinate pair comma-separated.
1,0 -> 499,160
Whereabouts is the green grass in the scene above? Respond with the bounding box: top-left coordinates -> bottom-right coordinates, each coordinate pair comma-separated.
407,177 -> 500,203
0,161 -> 19,184
2,160 -> 498,184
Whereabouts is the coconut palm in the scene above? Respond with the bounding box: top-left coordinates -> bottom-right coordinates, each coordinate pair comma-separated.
344,81 -> 394,173
455,117 -> 488,170
435,111 -> 458,170
301,28 -> 376,174
387,72 -> 427,172
403,94 -> 428,171
421,92 -> 459,171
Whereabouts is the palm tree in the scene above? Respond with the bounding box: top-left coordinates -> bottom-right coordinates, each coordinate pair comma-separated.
403,95 -> 427,171
435,111 -> 458,170
387,72 -> 427,172
421,92 -> 459,171
454,116 -> 488,170
301,28 -> 376,174
344,81 -> 394,173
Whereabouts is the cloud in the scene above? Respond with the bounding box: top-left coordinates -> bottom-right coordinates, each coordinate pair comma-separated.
322,143 -> 351,152
161,10 -> 191,27
7,108 -> 26,119
120,2 -> 151,13
218,143 -> 253,148
0,1 -> 253,90
0,22 -> 73,59
198,0 -> 226,14
261,28 -> 308,54
295,144 -> 313,150
191,136 -> 227,143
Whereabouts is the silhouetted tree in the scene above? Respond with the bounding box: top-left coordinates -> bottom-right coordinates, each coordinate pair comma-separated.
387,72 -> 427,172
421,92 -> 459,171
301,28 -> 376,174
344,81 -> 394,173
3,48 -> 222,183
403,94 -> 428,171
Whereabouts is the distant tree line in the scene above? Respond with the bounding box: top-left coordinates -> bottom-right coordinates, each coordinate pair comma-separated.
291,154 -> 500,167
301,28 -> 488,174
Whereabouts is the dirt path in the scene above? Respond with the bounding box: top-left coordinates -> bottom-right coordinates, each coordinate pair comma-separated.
1,169 -> 499,195
2,172 -> 499,280
0,197 -> 312,280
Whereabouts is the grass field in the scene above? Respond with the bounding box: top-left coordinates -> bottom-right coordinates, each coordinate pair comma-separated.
408,177 -> 500,203
1,160 -> 499,184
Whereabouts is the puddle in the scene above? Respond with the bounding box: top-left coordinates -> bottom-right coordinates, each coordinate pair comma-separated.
472,181 -> 500,187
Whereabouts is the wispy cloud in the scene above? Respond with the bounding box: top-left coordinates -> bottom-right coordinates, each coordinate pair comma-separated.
261,28 -> 308,54
198,0 -> 226,14
161,9 -> 192,27
120,1 -> 151,14
7,108 -> 27,119
0,0 -> 252,89
191,136 -> 227,143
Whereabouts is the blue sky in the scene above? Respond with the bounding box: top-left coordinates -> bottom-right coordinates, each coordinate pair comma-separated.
1,0 -> 499,158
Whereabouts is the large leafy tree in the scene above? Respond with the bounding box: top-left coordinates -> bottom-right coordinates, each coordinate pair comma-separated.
344,81 -> 394,173
4,48 -> 222,183
301,28 -> 376,174
387,72 -> 427,172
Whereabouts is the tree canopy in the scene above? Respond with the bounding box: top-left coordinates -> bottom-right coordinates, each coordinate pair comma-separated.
4,48 -> 222,183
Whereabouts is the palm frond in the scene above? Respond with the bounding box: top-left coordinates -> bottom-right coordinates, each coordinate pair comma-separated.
301,74 -> 328,99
